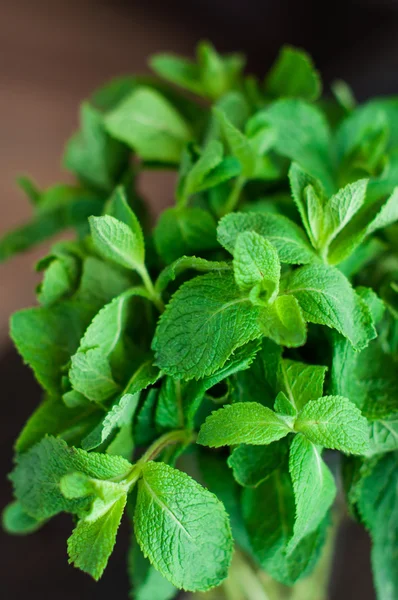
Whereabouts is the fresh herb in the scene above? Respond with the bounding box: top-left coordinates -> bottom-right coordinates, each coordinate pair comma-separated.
2,43 -> 398,599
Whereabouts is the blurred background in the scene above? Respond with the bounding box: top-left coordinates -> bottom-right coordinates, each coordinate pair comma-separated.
1,0 -> 397,597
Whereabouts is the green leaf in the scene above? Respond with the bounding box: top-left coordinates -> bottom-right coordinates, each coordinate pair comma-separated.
259,294 -> 307,347
67,482 -> 127,580
74,256 -> 132,312
198,451 -> 252,554
10,436 -> 131,521
177,141 -> 239,204
155,377 -> 182,431
0,185 -> 103,262
82,393 -> 138,452
154,207 -> 218,264
70,288 -> 149,402
356,453 -> 398,600
155,256 -> 231,294
276,359 -> 327,413
133,388 -> 159,446
233,232 -> 280,303
263,100 -> 334,193
320,179 -> 368,251
151,43 -> 244,101
214,108 -> 256,177
183,339 -> 262,427
105,87 -> 192,163
197,42 -> 245,100
228,441 -> 287,487
10,302 -> 90,395
288,434 -> 336,551
327,187 -> 398,265
16,175 -> 41,205
63,102 -> 128,192
198,402 -> 292,447
36,252 -> 79,307
134,461 -> 233,591
217,211 -> 317,265
295,395 -> 370,454
128,535 -> 177,600
2,501 -> 45,535
153,272 -> 262,380
150,53 -> 204,96
242,470 -> 328,585
15,395 -> 94,453
106,186 -> 145,248
89,215 -> 144,271
265,45 -> 321,101
281,263 -> 376,350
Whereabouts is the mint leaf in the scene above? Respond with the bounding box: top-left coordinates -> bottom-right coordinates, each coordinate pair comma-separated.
259,294 -> 307,347
356,453 -> 398,600
320,179 -> 368,250
288,434 -> 336,551
10,302 -> 90,395
228,442 -> 287,487
151,43 -> 244,100
281,263 -> 376,350
3,502 -> 45,535
217,212 -> 317,265
155,377 -> 184,430
327,187 -> 398,265
289,162 -> 326,247
198,451 -> 252,554
105,87 -> 192,163
295,395 -> 369,454
214,108 -> 256,177
75,256 -> 132,312
82,393 -> 138,453
134,461 -> 233,591
265,46 -> 321,101
63,102 -> 128,192
197,402 -> 291,447
70,288 -> 148,402
106,186 -> 145,247
10,436 -> 131,520
263,100 -> 334,193
0,185 -> 102,262
128,535 -> 177,600
16,175 -> 41,205
15,396 -> 93,453
154,207 -> 218,264
233,232 -> 280,303
90,215 -> 144,272
153,272 -> 262,380
277,359 -> 327,412
177,141 -> 239,204
183,339 -> 261,427
36,249 -> 79,307
242,470 -> 328,585
197,42 -> 244,100
150,53 -> 204,96
155,256 -> 230,294
67,482 -> 127,580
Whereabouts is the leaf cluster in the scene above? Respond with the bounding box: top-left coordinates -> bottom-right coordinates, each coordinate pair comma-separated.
2,43 -> 398,599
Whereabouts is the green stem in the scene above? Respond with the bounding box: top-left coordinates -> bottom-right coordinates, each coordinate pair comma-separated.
137,264 -> 165,312
123,429 -> 195,489
221,175 -> 246,216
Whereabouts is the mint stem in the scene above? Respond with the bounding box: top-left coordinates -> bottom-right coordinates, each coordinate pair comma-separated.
222,175 -> 246,216
138,264 -> 165,312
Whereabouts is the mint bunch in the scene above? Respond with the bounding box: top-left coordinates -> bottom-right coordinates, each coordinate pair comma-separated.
2,43 -> 398,600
